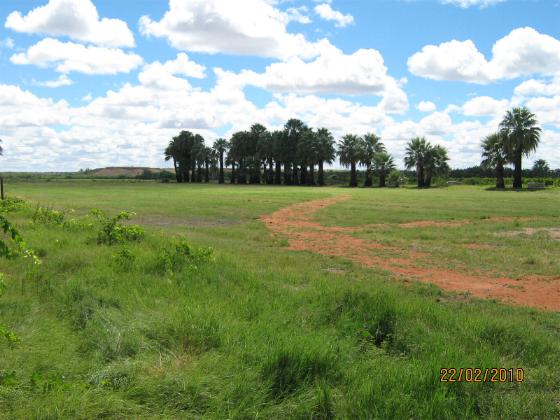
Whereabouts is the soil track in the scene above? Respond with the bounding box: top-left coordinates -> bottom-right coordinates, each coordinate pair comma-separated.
261,196 -> 560,311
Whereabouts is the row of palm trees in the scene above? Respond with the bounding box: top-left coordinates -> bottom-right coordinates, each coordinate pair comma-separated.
163,106 -> 542,189
481,107 -> 542,189
164,119 -> 402,187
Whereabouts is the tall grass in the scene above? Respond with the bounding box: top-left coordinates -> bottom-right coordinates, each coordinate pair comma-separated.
0,182 -> 558,418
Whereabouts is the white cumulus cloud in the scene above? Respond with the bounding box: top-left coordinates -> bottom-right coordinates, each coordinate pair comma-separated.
416,101 -> 436,112
5,0 -> 135,47
139,0 -> 328,59
34,74 -> 73,88
10,38 -> 143,75
408,27 -> 560,84
314,3 -> 354,28
462,96 -> 509,117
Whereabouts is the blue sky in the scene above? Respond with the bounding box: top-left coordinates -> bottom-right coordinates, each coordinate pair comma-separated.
0,0 -> 558,171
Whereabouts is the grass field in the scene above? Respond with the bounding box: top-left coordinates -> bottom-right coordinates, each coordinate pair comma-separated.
1,181 -> 559,418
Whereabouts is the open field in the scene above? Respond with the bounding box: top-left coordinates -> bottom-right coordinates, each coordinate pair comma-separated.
1,181 -> 559,418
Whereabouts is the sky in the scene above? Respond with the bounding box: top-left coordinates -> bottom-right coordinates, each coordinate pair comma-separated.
0,0 -> 558,171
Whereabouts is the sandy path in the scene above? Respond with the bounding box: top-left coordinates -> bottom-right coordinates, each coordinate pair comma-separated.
261,196 -> 560,311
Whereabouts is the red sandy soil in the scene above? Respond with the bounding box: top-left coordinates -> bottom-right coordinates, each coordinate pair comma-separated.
261,196 -> 560,311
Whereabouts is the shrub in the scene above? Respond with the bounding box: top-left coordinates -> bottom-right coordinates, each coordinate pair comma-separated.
0,197 -> 27,213
387,170 -> 405,188
91,209 -> 145,245
153,238 -> 214,275
32,205 -> 66,225
112,247 -> 136,270
0,214 -> 41,264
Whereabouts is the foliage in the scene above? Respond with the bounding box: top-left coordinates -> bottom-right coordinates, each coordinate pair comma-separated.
405,137 -> 449,188
387,169 -> 404,187
112,247 -> 136,270
91,209 -> 145,245
32,205 -> 66,225
154,238 -> 214,275
0,214 -> 40,264
499,106 -> 542,188
0,197 -> 27,213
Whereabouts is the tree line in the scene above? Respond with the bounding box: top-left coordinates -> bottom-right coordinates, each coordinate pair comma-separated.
164,119 -> 449,188
164,106 -> 545,189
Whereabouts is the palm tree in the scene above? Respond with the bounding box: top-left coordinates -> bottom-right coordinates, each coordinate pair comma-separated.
338,134 -> 363,187
361,133 -> 385,187
164,138 -> 182,183
284,119 -> 307,185
271,130 -> 284,185
500,107 -> 541,189
213,138 -> 229,184
315,128 -> 335,186
297,128 -> 318,185
404,137 -> 429,188
424,144 -> 449,187
373,152 -> 395,187
481,133 -> 507,189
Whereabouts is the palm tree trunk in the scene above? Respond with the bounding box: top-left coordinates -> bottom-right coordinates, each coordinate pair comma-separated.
350,162 -> 357,187
275,161 -> 282,185
231,162 -> 236,184
173,158 -> 181,183
300,165 -> 307,185
417,164 -> 423,188
191,160 -> 196,183
513,150 -> 523,189
364,166 -> 372,187
318,160 -> 325,186
204,161 -> 210,183
309,164 -> 315,186
379,173 -> 386,187
284,163 -> 291,185
292,165 -> 299,185
496,162 -> 505,189
197,164 -> 202,183
238,159 -> 246,184
268,159 -> 274,184
219,152 -> 224,184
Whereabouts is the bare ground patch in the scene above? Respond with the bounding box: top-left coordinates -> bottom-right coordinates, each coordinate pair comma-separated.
498,227 -> 560,241
261,196 -> 560,311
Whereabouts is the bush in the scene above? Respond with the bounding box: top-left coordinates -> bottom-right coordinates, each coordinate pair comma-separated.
153,238 -> 214,275
91,209 -> 145,245
32,205 -> 66,225
387,170 -> 405,188
0,197 -> 27,213
112,247 -> 136,270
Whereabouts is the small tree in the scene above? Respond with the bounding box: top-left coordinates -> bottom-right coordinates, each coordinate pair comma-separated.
500,107 -> 541,189
373,152 -> 395,187
481,133 -> 507,189
532,159 -> 550,177
338,134 -> 364,187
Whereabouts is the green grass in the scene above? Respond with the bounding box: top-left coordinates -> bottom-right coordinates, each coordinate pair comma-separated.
0,181 -> 559,419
